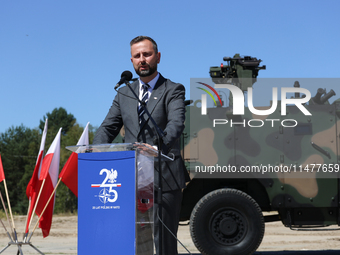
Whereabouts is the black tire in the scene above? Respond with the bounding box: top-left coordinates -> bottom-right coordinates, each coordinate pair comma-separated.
190,188 -> 264,255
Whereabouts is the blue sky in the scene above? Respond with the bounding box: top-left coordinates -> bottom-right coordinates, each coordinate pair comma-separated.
1,0 -> 339,134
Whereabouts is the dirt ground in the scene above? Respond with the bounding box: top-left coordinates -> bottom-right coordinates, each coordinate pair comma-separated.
1,215 -> 340,254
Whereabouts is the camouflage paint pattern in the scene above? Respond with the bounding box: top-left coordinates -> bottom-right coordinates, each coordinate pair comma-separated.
180,55 -> 340,227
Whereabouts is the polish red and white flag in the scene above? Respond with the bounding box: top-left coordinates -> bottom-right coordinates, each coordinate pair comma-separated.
59,122 -> 90,197
25,119 -> 48,234
36,128 -> 61,237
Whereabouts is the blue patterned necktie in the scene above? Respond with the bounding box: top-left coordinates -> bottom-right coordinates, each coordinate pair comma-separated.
138,83 -> 150,125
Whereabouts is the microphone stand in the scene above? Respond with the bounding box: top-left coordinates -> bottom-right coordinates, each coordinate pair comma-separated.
116,80 -> 168,255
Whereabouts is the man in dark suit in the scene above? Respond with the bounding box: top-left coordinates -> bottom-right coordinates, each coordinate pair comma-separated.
93,35 -> 189,255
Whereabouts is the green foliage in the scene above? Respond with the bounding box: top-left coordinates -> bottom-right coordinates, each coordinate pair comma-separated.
0,125 -> 40,213
0,108 -> 96,215
54,182 -> 77,214
39,107 -> 76,136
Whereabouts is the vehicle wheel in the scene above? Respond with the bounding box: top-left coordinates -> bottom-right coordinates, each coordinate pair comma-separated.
190,188 -> 264,255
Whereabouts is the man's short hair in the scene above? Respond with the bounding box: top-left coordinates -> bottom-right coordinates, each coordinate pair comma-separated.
130,36 -> 158,54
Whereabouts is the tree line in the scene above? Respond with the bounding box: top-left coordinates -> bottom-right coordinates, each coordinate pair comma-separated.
0,107 -> 96,214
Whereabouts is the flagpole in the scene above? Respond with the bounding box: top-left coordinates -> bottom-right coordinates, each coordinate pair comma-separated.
22,198 -> 32,241
2,179 -> 18,242
0,190 -> 13,235
28,178 -> 62,242
26,179 -> 46,238
0,217 -> 13,242
0,192 -> 13,243
0,183 -> 16,242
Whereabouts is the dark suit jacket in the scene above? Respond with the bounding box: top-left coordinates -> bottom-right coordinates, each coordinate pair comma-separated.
93,74 -> 189,191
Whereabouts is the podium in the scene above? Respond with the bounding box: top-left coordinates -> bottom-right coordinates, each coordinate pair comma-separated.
66,143 -> 171,255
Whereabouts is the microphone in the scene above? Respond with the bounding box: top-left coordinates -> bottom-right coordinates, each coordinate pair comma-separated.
114,71 -> 133,90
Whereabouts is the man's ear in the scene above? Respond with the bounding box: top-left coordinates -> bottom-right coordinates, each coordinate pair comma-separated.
157,52 -> 161,64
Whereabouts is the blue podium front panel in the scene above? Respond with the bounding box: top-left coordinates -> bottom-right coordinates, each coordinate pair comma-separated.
78,150 -> 136,254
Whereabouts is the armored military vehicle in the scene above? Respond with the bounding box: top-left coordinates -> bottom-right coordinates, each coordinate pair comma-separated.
179,54 -> 339,255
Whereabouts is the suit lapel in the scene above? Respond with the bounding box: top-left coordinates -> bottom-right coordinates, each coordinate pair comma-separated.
147,75 -> 166,115
139,75 -> 166,131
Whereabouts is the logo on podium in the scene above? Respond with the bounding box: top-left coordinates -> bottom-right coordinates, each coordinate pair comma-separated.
91,168 -> 121,204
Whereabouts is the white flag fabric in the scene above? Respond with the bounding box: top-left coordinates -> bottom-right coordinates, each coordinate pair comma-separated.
77,122 -> 90,146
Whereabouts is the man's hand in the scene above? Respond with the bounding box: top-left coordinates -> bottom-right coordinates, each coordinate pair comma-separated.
133,142 -> 158,157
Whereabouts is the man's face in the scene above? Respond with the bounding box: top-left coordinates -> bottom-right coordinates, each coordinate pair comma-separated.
130,39 -> 160,78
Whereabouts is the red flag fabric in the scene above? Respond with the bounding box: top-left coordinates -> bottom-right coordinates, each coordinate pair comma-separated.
25,119 -> 48,233
35,128 -> 61,237
60,122 -> 89,197
59,152 -> 78,196
26,152 -> 43,198
26,119 -> 48,196
0,154 -> 5,183
25,156 -> 43,234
